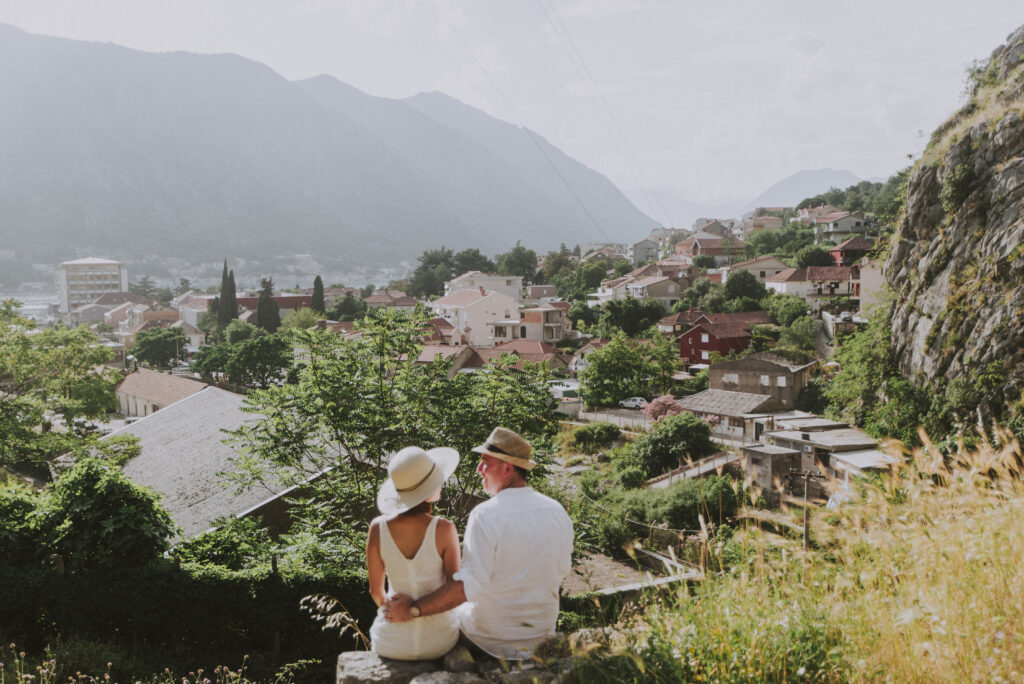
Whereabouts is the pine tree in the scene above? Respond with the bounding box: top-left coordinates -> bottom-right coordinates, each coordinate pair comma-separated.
311,275 -> 325,314
255,278 -> 281,333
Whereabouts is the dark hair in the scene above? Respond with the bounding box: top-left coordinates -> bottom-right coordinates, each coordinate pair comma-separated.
512,465 -> 530,481
400,501 -> 433,516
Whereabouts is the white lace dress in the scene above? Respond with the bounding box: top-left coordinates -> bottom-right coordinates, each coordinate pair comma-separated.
369,516 -> 460,660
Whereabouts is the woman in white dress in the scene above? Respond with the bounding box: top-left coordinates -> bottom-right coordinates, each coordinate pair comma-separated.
366,446 -> 461,660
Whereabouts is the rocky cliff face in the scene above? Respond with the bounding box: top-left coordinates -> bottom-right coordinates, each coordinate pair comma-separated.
886,25 -> 1024,407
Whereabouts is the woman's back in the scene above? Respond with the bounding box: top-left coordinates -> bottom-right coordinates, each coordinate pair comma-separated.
369,514 -> 460,660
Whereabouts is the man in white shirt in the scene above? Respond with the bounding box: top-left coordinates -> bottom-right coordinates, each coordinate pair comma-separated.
384,427 -> 574,661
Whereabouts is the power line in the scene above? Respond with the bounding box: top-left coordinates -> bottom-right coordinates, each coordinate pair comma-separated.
435,5 -> 611,243
538,0 -> 676,228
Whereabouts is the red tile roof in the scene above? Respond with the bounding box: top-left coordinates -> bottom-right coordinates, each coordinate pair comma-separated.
832,236 -> 875,251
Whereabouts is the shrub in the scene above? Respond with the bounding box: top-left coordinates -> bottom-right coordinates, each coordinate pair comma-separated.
173,517 -> 274,570
606,475 -> 739,531
616,467 -> 646,489
572,422 -> 621,453
630,413 -> 715,478
42,458 -> 176,570
0,483 -> 41,565
939,162 -> 976,213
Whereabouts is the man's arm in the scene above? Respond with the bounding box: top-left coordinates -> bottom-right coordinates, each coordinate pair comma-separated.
386,580 -> 467,622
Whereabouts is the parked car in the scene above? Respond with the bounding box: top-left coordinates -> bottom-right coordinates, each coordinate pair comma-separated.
618,396 -> 648,409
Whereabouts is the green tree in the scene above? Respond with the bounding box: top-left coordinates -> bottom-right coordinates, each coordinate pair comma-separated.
763,293 -> 809,327
218,261 -> 233,327
453,248 -> 496,275
154,287 -> 174,306
725,270 -> 767,301
407,248 -> 455,298
129,275 -> 157,299
281,307 -> 324,331
597,297 -> 666,337
227,309 -> 556,561
311,275 -> 325,314
796,245 -> 832,268
496,241 -> 538,282
646,331 -> 681,396
131,327 -> 189,367
579,333 -> 653,407
629,412 -> 715,478
225,333 -> 292,388
174,278 -> 192,295
360,284 -> 376,298
330,293 -> 368,322
255,278 -> 281,333
226,270 -> 238,320
191,343 -> 232,380
777,316 -> 819,353
1,303 -> 119,467
693,255 -> 717,270
43,458 -> 176,569
224,319 -> 262,344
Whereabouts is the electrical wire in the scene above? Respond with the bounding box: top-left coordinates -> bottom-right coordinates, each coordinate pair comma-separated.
537,0 -> 676,228
435,5 -> 612,243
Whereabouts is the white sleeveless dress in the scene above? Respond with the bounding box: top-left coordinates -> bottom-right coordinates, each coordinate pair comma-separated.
369,516 -> 460,660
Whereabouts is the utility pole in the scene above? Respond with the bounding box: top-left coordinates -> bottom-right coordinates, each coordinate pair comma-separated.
788,468 -> 825,551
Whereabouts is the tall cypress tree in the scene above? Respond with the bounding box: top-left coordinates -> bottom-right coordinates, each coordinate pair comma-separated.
255,278 -> 281,333
311,275 -> 325,314
218,260 -> 232,327
227,270 -> 238,321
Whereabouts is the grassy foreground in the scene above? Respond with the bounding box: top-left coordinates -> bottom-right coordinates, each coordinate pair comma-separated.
574,428 -> 1024,683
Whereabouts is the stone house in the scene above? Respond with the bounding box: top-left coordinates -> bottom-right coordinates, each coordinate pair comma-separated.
625,276 -> 682,308
628,238 -> 659,266
675,389 -> 781,442
813,211 -> 874,244
709,352 -> 816,408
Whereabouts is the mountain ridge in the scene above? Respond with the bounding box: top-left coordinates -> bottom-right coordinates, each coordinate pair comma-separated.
0,24 -> 654,267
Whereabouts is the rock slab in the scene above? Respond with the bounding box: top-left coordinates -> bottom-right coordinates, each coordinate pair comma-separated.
337,652 -> 439,684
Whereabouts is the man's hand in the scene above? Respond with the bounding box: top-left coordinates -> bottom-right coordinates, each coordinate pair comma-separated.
383,593 -> 415,623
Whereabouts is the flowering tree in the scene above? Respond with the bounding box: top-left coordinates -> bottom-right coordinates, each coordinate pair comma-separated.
644,395 -> 683,422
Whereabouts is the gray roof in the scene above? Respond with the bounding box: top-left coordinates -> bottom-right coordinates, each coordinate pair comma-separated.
831,449 -> 901,472
676,389 -> 778,417
112,387 -> 288,539
766,427 -> 877,451
741,444 -> 800,456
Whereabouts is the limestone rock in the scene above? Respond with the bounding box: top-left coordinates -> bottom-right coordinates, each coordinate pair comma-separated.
410,673 -> 487,684
886,23 -> 1024,408
337,651 -> 439,684
442,645 -> 478,673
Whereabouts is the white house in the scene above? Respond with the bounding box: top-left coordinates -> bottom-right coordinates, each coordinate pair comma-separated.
444,272 -> 523,302
431,287 -> 520,347
765,268 -> 813,300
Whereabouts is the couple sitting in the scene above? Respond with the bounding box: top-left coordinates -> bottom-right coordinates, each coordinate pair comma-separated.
366,427 -> 574,662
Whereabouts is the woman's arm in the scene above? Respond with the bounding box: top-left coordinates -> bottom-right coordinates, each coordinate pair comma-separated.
366,518 -> 386,607
436,517 -> 461,581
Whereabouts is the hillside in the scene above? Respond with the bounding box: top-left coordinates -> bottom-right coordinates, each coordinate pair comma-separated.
886,24 -> 1024,411
740,168 -> 863,212
0,24 -> 653,266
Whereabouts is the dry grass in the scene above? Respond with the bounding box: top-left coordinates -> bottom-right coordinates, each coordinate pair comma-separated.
580,427 -> 1024,682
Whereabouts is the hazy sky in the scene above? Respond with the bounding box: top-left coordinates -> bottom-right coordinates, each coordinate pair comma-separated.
3,1 -> 1022,225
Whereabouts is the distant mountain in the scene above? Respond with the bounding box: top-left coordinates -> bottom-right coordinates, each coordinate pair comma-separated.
0,24 -> 654,266
621,188 -> 742,231
740,169 -> 863,213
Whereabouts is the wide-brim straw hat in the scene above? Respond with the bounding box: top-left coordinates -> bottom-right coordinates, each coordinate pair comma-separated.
377,446 -> 460,515
471,427 -> 536,470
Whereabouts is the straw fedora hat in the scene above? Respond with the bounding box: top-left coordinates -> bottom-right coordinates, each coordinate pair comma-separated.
472,427 -> 536,470
377,446 -> 460,515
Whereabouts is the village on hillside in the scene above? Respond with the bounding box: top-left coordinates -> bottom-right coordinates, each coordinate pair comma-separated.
11,202 -> 903,552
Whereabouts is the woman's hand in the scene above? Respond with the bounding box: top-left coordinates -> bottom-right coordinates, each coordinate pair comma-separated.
383,593 -> 415,622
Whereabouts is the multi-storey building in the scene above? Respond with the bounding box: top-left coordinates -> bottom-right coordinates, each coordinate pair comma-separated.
57,257 -> 128,313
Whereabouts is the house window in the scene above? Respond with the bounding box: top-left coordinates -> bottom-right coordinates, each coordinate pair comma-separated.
701,351 -> 709,361
494,327 -> 505,338
759,271 -> 766,278
722,373 -> 739,384
777,376 -> 787,387
688,337 -> 692,344
701,333 -> 709,343
760,375 -> 770,386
